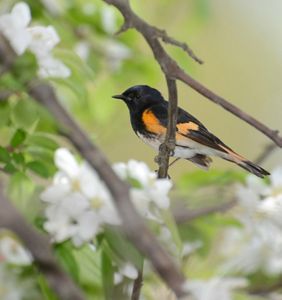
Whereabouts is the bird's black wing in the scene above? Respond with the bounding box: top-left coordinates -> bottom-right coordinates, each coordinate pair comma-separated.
149,102 -> 231,153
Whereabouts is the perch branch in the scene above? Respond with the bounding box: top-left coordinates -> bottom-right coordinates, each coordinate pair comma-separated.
157,77 -> 178,178
173,198 -> 237,224
254,143 -> 277,165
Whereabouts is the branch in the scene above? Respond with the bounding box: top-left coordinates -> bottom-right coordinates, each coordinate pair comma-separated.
157,77 -> 178,178
254,143 -> 277,165
155,28 -> 203,64
104,0 -> 282,148
131,268 -> 143,300
0,184 -> 85,300
28,81 -> 187,298
0,35 -> 16,76
173,199 -> 237,224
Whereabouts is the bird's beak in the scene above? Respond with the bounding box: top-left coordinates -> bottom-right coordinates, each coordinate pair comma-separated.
112,94 -> 126,100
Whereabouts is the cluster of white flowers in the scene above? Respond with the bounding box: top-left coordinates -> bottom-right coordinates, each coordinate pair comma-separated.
41,148 -> 120,246
221,167 -> 282,275
41,148 -> 172,246
113,160 -> 172,221
183,277 -> 247,300
0,265 -> 37,300
0,232 -> 36,299
0,2 -> 70,78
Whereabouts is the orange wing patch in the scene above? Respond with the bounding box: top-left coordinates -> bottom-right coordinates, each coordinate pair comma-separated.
176,122 -> 199,134
142,109 -> 166,135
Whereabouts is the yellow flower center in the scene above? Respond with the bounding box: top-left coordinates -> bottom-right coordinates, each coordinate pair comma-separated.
271,186 -> 282,197
91,197 -> 103,209
71,179 -> 81,192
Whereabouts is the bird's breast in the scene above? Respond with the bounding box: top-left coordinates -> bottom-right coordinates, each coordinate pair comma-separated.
136,131 -> 163,150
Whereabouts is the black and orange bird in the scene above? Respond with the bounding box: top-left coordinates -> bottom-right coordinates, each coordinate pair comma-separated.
113,85 -> 270,178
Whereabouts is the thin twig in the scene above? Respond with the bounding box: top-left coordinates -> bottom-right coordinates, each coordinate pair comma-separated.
0,184 -> 85,300
173,199 -> 237,224
131,267 -> 143,300
28,81 -> 187,298
155,28 -> 203,64
254,143 -> 277,165
157,77 -> 178,179
103,0 -> 282,148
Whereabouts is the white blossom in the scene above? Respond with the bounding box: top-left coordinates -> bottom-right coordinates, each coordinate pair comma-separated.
37,55 -> 71,78
28,26 -> 59,56
114,263 -> 138,285
0,2 -> 31,55
44,192 -> 100,246
101,7 -> 117,34
0,265 -> 38,300
41,148 -> 120,246
0,2 -> 70,78
74,41 -> 90,61
104,40 -> 131,70
113,160 -> 172,220
42,149 -> 173,246
183,277 -> 247,300
0,233 -> 32,265
221,166 -> 282,275
182,240 -> 203,257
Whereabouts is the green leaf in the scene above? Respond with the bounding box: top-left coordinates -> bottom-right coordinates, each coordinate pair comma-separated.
11,98 -> 39,130
3,162 -> 17,174
26,160 -> 49,178
55,242 -> 80,283
27,133 -> 58,150
177,170 -> 245,190
161,210 -> 183,258
101,248 -> 114,300
8,172 -> 36,210
10,129 -> 27,147
72,244 -> 102,287
12,152 -> 25,166
0,146 -> 10,163
127,176 -> 143,189
11,51 -> 38,84
0,102 -> 10,127
104,226 -> 143,269
37,274 -> 58,300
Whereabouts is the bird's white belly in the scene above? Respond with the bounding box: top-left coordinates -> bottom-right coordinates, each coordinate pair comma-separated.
137,132 -> 198,159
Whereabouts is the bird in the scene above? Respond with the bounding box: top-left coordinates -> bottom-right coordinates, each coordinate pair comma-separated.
112,85 -> 270,178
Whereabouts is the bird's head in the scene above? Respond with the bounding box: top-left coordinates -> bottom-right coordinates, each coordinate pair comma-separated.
112,85 -> 164,111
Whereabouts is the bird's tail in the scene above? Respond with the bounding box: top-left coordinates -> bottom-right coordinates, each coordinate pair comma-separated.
221,147 -> 270,178
236,160 -> 270,178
